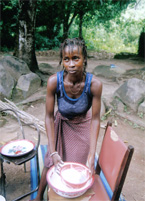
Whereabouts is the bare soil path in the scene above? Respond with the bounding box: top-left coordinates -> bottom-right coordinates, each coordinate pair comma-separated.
0,54 -> 145,201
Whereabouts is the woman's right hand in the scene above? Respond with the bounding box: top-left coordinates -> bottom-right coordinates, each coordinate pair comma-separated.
52,153 -> 64,173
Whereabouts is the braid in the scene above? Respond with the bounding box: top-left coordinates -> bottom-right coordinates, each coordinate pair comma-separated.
59,38 -> 87,72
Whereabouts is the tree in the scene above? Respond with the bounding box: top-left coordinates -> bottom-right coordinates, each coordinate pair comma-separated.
1,0 -> 137,59
36,1 -> 79,41
138,29 -> 145,58
1,0 -> 18,51
61,1 -> 78,40
15,0 -> 38,72
77,0 -> 137,35
35,1 -> 63,49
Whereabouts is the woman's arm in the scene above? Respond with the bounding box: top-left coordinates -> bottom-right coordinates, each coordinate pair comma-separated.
88,75 -> 102,174
45,73 -> 62,166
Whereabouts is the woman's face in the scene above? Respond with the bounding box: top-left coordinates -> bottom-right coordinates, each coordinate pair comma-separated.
62,45 -> 85,75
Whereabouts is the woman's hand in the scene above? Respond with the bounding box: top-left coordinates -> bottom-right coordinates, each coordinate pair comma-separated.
52,153 -> 64,173
87,153 -> 95,175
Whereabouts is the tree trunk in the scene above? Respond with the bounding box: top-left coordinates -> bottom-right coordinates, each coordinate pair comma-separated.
63,22 -> 69,40
62,10 -> 78,40
79,13 -> 83,39
17,0 -> 38,72
138,30 -> 145,59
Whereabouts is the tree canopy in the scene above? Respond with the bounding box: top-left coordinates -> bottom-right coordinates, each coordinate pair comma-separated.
1,0 -> 137,51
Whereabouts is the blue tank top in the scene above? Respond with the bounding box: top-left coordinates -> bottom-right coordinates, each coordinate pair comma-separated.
56,70 -> 93,119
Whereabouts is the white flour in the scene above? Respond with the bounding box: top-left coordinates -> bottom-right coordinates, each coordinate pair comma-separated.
49,168 -> 91,192
61,168 -> 86,184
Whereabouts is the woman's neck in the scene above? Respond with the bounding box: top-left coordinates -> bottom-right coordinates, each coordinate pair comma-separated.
64,72 -> 84,85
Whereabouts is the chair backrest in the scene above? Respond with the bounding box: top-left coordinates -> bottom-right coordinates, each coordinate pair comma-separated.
96,122 -> 134,200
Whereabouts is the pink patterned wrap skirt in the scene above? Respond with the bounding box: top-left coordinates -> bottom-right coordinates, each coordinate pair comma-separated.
44,110 -> 92,168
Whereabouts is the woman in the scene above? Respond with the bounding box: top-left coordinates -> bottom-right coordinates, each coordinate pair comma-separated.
34,38 -> 102,201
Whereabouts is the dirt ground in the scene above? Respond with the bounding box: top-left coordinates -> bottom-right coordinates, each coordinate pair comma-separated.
0,54 -> 145,201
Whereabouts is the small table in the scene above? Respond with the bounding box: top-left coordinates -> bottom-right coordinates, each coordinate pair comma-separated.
48,187 -> 95,201
47,175 -> 110,201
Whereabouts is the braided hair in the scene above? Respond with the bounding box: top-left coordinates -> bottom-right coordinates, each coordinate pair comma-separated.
59,38 -> 88,72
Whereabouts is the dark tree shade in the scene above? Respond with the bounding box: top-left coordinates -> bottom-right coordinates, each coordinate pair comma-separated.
138,31 -> 145,59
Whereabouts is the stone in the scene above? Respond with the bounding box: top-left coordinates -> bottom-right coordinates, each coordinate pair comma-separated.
12,72 -> 41,102
1,55 -> 30,81
0,64 -> 15,99
138,101 -> 145,113
38,63 -> 57,74
114,78 -> 145,112
93,65 -> 125,80
111,97 -> 125,113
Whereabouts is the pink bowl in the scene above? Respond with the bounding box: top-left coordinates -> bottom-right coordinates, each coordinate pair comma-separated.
60,162 -> 91,189
46,162 -> 94,198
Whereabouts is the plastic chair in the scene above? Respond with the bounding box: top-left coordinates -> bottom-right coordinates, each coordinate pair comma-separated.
0,108 -> 40,201
90,121 -> 134,201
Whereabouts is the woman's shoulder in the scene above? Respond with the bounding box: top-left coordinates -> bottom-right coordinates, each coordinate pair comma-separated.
92,74 -> 102,84
47,73 -> 57,82
47,71 -> 63,92
86,72 -> 102,86
47,70 -> 62,82
47,73 -> 57,92
90,74 -> 102,95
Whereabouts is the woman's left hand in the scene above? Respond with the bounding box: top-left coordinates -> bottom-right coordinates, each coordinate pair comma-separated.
87,154 -> 95,175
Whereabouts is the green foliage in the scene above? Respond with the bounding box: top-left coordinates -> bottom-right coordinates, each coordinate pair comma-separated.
82,12 -> 144,53
1,0 -> 19,51
70,0 -> 143,53
35,32 -> 60,50
137,112 -> 144,119
1,0 -> 144,54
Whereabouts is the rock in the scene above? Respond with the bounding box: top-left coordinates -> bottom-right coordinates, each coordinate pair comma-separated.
38,63 -> 57,74
0,118 -> 7,127
37,63 -> 61,85
12,72 -> 41,102
1,55 -> 30,81
36,50 -> 59,57
88,51 -> 115,59
93,65 -> 125,80
111,97 -> 125,113
114,78 -> 145,112
138,101 -> 145,113
0,64 -> 15,99
110,65 -> 126,74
